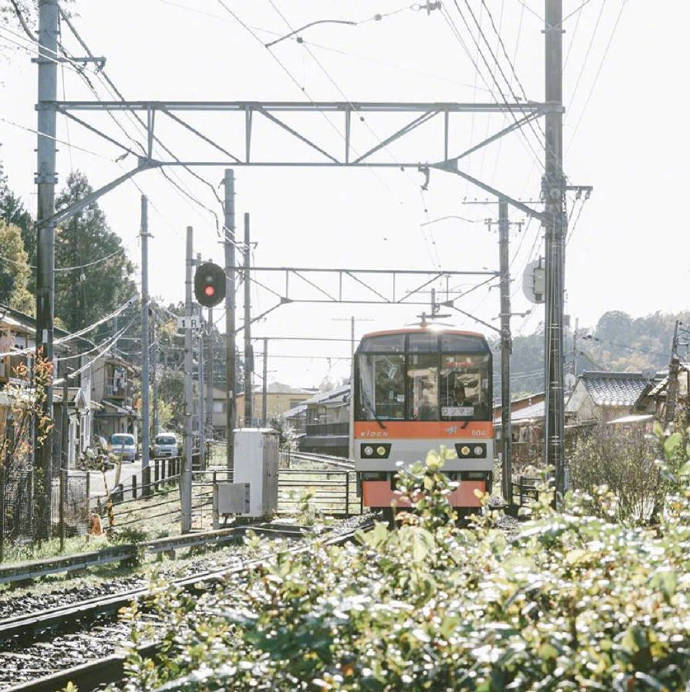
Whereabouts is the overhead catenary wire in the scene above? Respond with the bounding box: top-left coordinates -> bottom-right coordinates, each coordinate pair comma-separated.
567,0 -> 628,149
454,0 -> 544,163
264,0 -> 446,267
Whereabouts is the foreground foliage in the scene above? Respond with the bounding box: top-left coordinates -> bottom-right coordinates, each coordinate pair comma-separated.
121,440 -> 690,691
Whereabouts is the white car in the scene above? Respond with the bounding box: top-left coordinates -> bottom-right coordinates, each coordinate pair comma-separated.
110,433 -> 137,462
153,433 -> 178,458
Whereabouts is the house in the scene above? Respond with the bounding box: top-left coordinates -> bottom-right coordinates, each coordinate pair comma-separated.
0,304 -> 97,469
91,354 -> 138,443
493,392 -> 546,468
299,383 -> 351,457
234,383 -> 316,428
638,363 -> 689,423
282,402 -> 307,436
565,371 -> 654,426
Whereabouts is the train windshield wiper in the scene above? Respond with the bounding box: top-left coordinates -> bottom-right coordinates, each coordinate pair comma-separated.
365,400 -> 387,430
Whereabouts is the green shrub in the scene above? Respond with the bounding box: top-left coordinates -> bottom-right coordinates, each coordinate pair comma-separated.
120,444 -> 690,691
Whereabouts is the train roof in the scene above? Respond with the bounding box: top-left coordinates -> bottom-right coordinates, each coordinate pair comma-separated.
361,327 -> 486,340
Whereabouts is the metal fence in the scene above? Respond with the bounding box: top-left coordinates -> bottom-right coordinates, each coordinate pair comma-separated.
51,471 -> 90,537
0,467 -> 33,548
278,468 -> 360,516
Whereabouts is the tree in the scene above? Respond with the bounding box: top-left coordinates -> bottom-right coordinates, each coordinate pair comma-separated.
0,219 -> 33,314
54,171 -> 136,332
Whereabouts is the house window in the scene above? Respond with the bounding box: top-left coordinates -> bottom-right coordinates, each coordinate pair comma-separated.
213,401 -> 225,413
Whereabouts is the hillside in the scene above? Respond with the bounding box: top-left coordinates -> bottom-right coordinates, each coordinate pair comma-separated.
492,309 -> 690,399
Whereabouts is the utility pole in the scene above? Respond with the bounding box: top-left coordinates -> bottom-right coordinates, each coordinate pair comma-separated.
498,199 -> 513,505
182,226 -> 193,533
223,170 -> 236,469
243,213 -> 253,427
543,0 -> 566,500
34,0 -> 59,540
152,335 -> 159,438
197,253 -> 205,463
262,337 -> 268,426
571,317 -> 579,387
664,321 -> 680,428
206,306 -> 214,439
140,196 -> 151,497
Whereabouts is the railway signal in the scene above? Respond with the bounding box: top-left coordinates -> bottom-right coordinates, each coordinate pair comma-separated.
194,262 -> 226,308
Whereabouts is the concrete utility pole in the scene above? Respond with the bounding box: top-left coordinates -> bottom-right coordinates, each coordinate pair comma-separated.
498,199 -> 513,504
206,306 -> 214,439
223,170 -> 236,470
34,0 -> 59,539
664,321 -> 681,428
196,254 -> 205,462
543,0 -> 567,500
140,196 -> 151,497
182,226 -> 194,533
571,317 -> 579,387
243,213 -> 253,427
262,337 -> 268,426
152,337 -> 159,438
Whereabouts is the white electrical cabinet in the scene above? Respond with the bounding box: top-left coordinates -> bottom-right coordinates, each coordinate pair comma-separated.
233,428 -> 279,518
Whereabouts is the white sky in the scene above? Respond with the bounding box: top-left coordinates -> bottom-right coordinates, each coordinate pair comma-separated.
1,1 -> 688,389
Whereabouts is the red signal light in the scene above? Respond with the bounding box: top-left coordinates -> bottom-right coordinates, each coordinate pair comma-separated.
203,285 -> 215,297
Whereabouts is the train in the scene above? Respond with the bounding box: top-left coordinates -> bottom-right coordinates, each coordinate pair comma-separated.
349,326 -> 494,515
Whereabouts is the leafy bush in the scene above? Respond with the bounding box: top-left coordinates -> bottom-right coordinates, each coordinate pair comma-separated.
120,444 -> 690,691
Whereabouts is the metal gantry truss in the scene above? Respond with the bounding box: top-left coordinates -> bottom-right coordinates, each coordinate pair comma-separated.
245,266 -> 497,307
42,100 -> 550,229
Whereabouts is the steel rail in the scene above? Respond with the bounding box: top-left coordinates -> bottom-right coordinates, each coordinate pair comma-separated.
3,520 -> 375,691
0,521 -> 371,643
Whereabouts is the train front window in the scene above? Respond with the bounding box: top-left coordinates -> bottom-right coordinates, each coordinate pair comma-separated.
440,354 -> 491,420
357,353 -> 405,420
407,354 -> 439,421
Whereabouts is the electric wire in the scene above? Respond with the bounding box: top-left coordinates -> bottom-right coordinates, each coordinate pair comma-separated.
265,0 -> 450,269
0,115 -> 115,161
0,297 -> 137,359
54,316 -> 138,383
0,246 -> 125,273
218,0 -> 436,266
567,1 -> 628,149
566,0 -> 608,119
456,0 -> 544,162
59,8 -> 227,238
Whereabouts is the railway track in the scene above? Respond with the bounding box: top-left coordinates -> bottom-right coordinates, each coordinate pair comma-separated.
1,516 -> 375,691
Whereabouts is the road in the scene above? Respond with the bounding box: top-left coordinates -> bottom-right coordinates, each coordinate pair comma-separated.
88,459 -> 142,503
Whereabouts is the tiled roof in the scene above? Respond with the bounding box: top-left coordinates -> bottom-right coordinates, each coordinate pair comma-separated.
303,383 -> 351,406
580,371 -> 649,407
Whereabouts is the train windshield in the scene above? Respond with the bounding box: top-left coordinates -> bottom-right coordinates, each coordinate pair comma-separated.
355,332 -> 491,422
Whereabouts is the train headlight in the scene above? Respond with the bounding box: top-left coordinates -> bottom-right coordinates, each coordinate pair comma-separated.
455,442 -> 487,458
360,443 -> 391,459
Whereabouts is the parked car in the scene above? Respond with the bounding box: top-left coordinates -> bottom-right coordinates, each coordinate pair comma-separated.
153,433 -> 178,458
110,433 -> 137,462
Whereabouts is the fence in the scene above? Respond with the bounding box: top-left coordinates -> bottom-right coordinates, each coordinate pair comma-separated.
51,471 -> 90,537
278,469 -> 360,516
0,467 -> 33,558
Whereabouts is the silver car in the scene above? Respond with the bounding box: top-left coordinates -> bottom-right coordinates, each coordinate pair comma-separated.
153,433 -> 178,458
110,433 -> 137,462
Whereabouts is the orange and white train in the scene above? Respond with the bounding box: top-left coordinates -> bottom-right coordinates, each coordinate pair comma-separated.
350,327 -> 494,514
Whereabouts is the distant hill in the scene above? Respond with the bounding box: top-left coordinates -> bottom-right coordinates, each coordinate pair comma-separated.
491,310 -> 690,399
